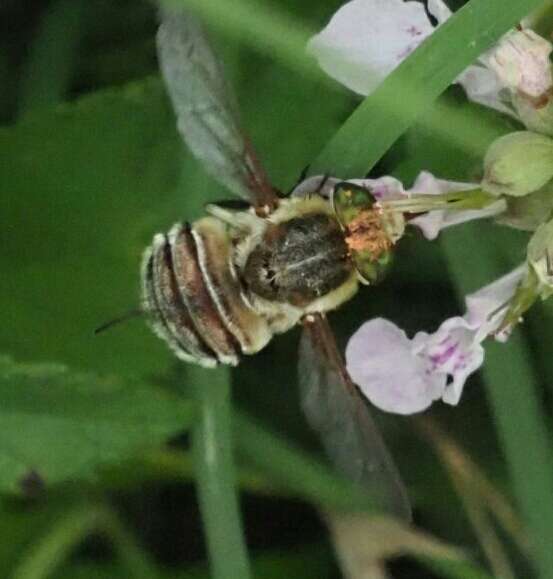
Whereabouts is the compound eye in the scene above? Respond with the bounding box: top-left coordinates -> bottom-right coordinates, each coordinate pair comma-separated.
331,182 -> 376,227
331,182 -> 393,286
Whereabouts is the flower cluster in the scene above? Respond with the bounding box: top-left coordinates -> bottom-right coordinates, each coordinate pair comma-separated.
308,0 -> 553,123
308,0 -> 553,414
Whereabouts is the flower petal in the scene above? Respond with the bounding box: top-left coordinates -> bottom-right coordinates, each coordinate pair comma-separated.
410,203 -> 506,240
307,0 -> 435,95
350,175 -> 407,200
346,266 -> 527,414
485,29 -> 553,98
427,0 -> 452,24
346,318 -> 445,414
410,170 -> 477,196
290,175 -> 340,198
413,317 -> 484,405
456,65 -> 517,118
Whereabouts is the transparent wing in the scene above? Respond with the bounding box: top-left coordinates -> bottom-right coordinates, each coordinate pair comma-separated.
299,314 -> 411,520
157,8 -> 276,209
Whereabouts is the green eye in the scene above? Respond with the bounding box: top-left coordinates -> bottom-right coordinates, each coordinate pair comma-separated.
331,182 -> 393,285
331,182 -> 376,226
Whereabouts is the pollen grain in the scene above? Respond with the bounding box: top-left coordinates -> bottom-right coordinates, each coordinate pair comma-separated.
345,209 -> 392,260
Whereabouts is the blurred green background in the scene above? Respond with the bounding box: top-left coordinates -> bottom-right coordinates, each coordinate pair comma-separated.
1,0 -> 553,578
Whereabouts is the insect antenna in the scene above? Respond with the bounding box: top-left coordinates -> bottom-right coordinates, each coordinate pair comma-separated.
94,308 -> 145,335
284,164 -> 311,197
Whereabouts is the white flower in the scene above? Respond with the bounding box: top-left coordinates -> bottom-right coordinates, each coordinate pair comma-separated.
345,266 -> 526,414
308,0 -> 552,118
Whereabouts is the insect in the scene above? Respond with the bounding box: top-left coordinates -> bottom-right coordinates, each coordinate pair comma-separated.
145,7 -> 411,519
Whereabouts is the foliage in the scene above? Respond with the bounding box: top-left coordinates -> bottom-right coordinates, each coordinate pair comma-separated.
2,0 -> 553,577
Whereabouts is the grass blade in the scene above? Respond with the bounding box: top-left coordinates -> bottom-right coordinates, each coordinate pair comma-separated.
11,505 -> 102,579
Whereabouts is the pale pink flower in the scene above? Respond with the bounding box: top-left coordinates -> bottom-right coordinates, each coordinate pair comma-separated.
345,266 -> 526,414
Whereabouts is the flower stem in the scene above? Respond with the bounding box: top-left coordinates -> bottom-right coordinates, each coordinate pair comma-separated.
189,366 -> 251,579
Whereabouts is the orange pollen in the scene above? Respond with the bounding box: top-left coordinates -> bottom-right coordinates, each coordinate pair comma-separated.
345,209 -> 392,259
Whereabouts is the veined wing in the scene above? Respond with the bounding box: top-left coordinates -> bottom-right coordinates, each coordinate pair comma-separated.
299,314 -> 411,520
157,8 -> 276,209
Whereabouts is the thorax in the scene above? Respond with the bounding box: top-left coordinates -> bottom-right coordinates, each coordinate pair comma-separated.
219,195 -> 359,333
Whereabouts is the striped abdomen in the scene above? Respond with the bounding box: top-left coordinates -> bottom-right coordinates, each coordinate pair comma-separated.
142,218 -> 271,367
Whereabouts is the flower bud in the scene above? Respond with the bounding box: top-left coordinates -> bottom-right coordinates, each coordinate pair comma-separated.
482,131 -> 553,197
494,180 -> 553,231
485,29 -> 553,98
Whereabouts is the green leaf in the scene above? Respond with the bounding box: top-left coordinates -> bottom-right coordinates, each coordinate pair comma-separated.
0,78 -> 183,377
313,0 -> 545,176
0,356 -> 193,492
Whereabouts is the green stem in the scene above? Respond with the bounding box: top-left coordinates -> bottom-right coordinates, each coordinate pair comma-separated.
190,366 -> 251,579
18,0 -> 87,115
